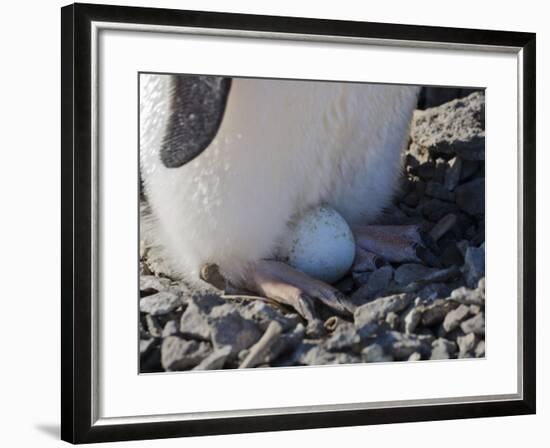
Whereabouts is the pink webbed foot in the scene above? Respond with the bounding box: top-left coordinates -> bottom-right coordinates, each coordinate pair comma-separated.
201,261 -> 356,336
353,224 -> 438,265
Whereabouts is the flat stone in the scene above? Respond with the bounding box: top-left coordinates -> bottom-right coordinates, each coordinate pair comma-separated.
362,344 -> 393,363
460,312 -> 485,335
139,275 -> 171,296
145,314 -> 163,338
408,352 -> 422,361
140,291 -> 183,316
444,157 -> 463,191
162,320 -> 179,337
192,346 -> 232,371
450,286 -> 484,306
431,338 -> 458,360
430,213 -> 458,242
179,302 -> 212,341
378,331 -> 431,360
161,336 -> 212,371
425,181 -> 455,202
325,322 -> 360,352
239,301 -> 299,332
456,332 -> 477,356
455,178 -> 485,216
462,244 -> 485,288
422,299 -> 460,326
351,266 -> 394,303
442,304 -> 471,332
208,305 -> 262,356
475,340 -> 486,358
299,345 -> 362,366
416,283 -> 452,302
420,199 -> 458,222
403,306 -> 423,334
354,293 -> 414,328
394,264 -> 440,286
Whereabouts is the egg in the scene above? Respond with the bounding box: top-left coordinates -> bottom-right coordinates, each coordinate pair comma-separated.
283,205 -> 355,283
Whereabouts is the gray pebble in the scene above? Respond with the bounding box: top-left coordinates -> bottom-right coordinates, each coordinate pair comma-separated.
475,340 -> 486,358
408,352 -> 422,362
362,344 -> 393,363
460,312 -> 485,335
444,157 -> 462,191
325,322 -> 360,352
140,291 -> 182,316
450,285 -> 484,306
161,337 -> 212,371
140,275 -> 171,296
179,302 -> 211,341
455,178 -> 485,216
456,332 -> 477,356
430,338 -> 458,360
385,312 -> 400,330
192,346 -> 232,371
442,304 -> 471,332
162,320 -> 180,337
422,299 -> 459,326
462,244 -> 485,288
208,305 -> 262,356
145,314 -> 163,338
403,306 -> 423,334
425,181 -> 455,202
354,293 -> 414,327
394,264 -> 440,286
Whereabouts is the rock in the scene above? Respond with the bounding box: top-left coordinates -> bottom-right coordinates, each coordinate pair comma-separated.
442,304 -> 471,332
450,285 -> 484,306
403,306 -> 423,334
239,301 -> 299,332
378,331 -> 431,360
162,320 -> 179,337
425,181 -> 455,202
299,345 -> 362,366
475,340 -> 486,358
145,314 -> 163,338
325,322 -> 360,352
460,312 -> 485,335
461,159 -> 481,181
139,275 -> 171,297
430,213 -> 457,242
469,304 -> 482,315
431,338 -> 458,360
351,266 -> 393,302
441,242 -> 464,267
352,271 -> 371,287
140,338 -> 156,357
362,344 -> 393,363
410,92 -> 485,161
422,299 -> 460,326
385,312 -> 400,330
366,265 -> 394,293
416,283 -> 452,301
455,178 -> 485,216
462,244 -> 485,288
433,158 -> 448,184
161,336 -> 212,371
192,346 -> 232,370
408,352 -> 422,362
420,199 -> 458,222
456,332 -> 477,356
354,293 -> 414,327
353,247 -> 385,272
208,305 -> 262,356
334,275 -> 355,294
444,157 -> 463,191
394,264 -> 440,286
140,291 -> 183,316
179,302 -> 212,341
268,324 -> 306,363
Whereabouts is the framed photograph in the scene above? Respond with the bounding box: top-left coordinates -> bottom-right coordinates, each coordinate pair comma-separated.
61,2 -> 536,443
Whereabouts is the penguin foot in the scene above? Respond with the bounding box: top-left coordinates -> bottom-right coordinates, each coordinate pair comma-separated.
245,260 -> 356,335
353,224 -> 438,264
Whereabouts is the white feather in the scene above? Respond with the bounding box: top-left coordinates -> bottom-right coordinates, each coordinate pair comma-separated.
140,74 -> 420,284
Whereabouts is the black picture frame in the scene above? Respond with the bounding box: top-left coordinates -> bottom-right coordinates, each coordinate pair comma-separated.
61,2 -> 536,444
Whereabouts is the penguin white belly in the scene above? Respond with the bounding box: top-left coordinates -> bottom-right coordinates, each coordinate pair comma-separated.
140,75 -> 419,284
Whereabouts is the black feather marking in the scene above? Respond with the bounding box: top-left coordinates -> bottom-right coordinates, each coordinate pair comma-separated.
160,75 -> 232,168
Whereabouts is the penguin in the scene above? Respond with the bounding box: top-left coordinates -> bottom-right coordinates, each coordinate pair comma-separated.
140,73 -> 422,333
